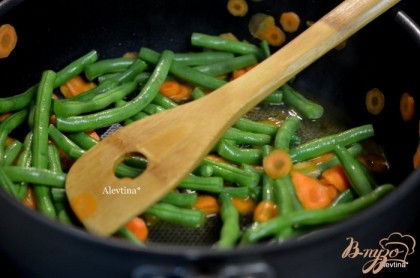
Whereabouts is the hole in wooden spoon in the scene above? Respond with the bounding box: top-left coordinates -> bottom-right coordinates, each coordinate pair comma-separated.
114,151 -> 148,179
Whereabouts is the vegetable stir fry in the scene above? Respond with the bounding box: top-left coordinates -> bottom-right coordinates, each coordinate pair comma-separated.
0,31 -> 394,248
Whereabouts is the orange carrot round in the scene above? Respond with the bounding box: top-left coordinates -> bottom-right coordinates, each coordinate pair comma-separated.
193,195 -> 220,216
0,23 -> 17,58
253,200 -> 277,222
125,216 -> 149,242
231,197 -> 256,214
263,149 -> 293,179
227,0 -> 248,17
159,80 -> 181,98
365,87 -> 385,115
400,92 -> 415,121
413,143 -> 420,169
60,75 -> 96,98
279,11 -> 301,33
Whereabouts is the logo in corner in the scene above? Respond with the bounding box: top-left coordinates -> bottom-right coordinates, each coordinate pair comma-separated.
342,232 -> 416,274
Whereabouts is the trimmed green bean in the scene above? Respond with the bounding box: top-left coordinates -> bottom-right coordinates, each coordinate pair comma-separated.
0,166 -> 19,198
0,109 -> 28,165
330,189 -> 356,207
2,166 -> 66,187
234,117 -> 278,136
32,70 -> 57,218
193,54 -> 258,76
241,184 -> 394,244
145,203 -> 205,228
221,186 -> 250,199
217,139 -> 262,165
54,81 -> 138,116
223,127 -> 271,146
274,116 -> 301,149
160,192 -> 198,208
109,59 -> 148,84
191,87 -> 206,100
56,79 -> 119,102
0,85 -> 37,113
179,175 -> 224,193
84,57 -> 135,81
117,227 -> 145,246
202,158 -> 261,188
15,132 -> 33,199
139,47 -> 226,90
48,124 -> 85,159
262,89 -> 283,104
282,84 -> 324,120
334,144 -> 373,196
217,192 -> 241,249
3,139 -> 22,166
142,103 -> 165,115
152,93 -> 178,109
56,50 -> 174,132
289,124 -> 374,163
191,33 -> 261,56
174,51 -> 235,66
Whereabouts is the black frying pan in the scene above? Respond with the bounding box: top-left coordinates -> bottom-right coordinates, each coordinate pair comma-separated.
1,0 -> 420,277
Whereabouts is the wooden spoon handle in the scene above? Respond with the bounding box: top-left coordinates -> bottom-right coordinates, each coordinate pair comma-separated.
66,0 -> 400,236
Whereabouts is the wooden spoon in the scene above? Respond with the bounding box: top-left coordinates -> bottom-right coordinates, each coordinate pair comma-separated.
66,0 -> 400,236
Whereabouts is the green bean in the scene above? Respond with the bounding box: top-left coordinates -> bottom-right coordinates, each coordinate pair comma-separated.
289,124 -> 374,163
193,163 -> 214,177
191,33 -> 261,55
193,54 -> 258,76
139,47 -> 226,90
262,89 -> 283,104
317,143 -> 363,172
329,189 -> 356,207
15,132 -> 33,199
217,192 -> 241,249
173,51 -> 235,66
54,81 -> 138,116
142,103 -> 165,115
191,87 -> 206,100
145,203 -> 205,228
3,139 -> 22,166
0,166 -> 19,198
334,144 -> 373,196
240,184 -> 394,244
0,109 -> 28,165
48,124 -> 85,159
261,174 -> 275,202
51,188 -> 66,203
54,50 -> 99,87
217,139 -> 262,165
32,70 -> 57,218
109,59 -> 148,84
274,116 -> 301,149
160,192 -> 198,208
233,117 -> 278,136
56,50 -> 174,132
2,166 -> 66,187
221,186 -> 250,199
259,40 -> 271,58
223,127 -> 271,146
152,93 -> 178,109
179,175 -> 224,193
66,131 -> 99,150
84,57 -> 136,81
282,84 -> 324,120
202,158 -> 260,188
0,85 -> 36,113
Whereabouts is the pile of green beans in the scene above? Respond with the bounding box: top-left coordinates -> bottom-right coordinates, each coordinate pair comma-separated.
0,32 -> 394,247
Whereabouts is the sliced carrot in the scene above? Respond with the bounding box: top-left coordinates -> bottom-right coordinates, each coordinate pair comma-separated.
231,68 -> 247,80
227,0 -> 248,17
206,154 -> 228,163
125,216 -> 149,242
256,24 -> 286,47
231,197 -> 256,214
0,24 -> 17,58
22,187 -> 36,210
170,83 -> 193,102
279,11 -> 301,33
263,149 -> 293,179
86,130 -> 101,141
159,80 -> 181,98
253,200 -> 277,223
400,92 -> 415,121
219,32 -> 238,41
309,152 -> 335,165
122,52 -> 138,59
60,75 -> 96,98
320,165 -> 350,192
193,195 -> 220,216
291,170 -> 335,209
365,87 -> 385,115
